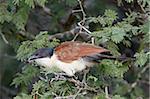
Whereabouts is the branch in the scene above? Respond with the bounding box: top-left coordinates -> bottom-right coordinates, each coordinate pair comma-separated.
105,86 -> 111,99
0,32 -> 9,44
127,65 -> 150,93
77,0 -> 86,22
48,27 -> 92,42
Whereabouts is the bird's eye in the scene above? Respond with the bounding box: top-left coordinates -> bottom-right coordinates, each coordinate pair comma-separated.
35,53 -> 39,56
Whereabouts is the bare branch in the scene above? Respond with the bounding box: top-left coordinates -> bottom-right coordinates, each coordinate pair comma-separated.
77,0 -> 86,22
0,32 -> 9,44
128,65 -> 150,93
105,86 -> 111,99
48,27 -> 92,42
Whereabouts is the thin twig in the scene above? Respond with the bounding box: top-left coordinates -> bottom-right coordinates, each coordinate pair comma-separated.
72,33 -> 79,41
91,37 -> 95,44
48,27 -> 92,41
73,88 -> 82,99
0,32 -> 9,44
128,65 -> 150,93
78,22 -> 92,34
105,86 -> 111,99
77,0 -> 92,35
72,9 -> 82,13
77,0 -> 86,22
137,0 -> 146,13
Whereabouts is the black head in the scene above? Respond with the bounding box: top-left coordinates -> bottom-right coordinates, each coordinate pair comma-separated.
28,48 -> 54,62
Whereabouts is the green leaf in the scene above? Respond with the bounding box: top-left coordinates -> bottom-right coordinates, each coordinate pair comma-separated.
53,80 -> 66,86
32,80 -> 45,92
11,65 -> 40,86
112,95 -> 126,99
65,0 -> 77,6
12,6 -> 29,30
87,75 -> 98,82
111,27 -> 126,43
100,60 -> 128,78
140,18 -> 150,44
104,9 -> 118,25
14,93 -> 32,99
106,41 -> 121,56
40,91 -> 52,99
16,31 -> 60,61
36,0 -> 47,7
25,0 -> 34,8
0,3 -> 12,23
92,28 -> 111,43
13,0 -> 21,5
134,50 -> 148,67
93,93 -> 105,99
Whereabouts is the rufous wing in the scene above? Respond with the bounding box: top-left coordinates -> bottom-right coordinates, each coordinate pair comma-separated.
55,41 -> 109,63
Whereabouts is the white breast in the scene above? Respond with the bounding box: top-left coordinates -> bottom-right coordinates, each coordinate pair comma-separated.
35,54 -> 94,76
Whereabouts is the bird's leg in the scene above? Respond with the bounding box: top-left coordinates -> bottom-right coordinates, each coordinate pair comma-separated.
50,72 -> 67,82
81,68 -> 90,87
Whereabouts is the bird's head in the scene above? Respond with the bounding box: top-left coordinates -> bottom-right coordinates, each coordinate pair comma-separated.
28,48 -> 54,67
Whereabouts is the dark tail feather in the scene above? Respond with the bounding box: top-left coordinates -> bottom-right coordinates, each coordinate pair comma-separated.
84,53 -> 135,63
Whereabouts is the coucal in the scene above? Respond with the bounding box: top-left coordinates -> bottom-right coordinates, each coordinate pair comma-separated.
28,41 -> 118,76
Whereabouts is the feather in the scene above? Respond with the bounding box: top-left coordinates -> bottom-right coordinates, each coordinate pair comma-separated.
55,41 -> 109,63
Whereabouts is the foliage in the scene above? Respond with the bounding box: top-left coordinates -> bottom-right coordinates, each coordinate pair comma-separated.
0,0 -> 149,99
134,50 -> 149,67
13,0 -> 47,8
11,65 -> 40,87
16,31 -> 60,61
14,93 -> 32,99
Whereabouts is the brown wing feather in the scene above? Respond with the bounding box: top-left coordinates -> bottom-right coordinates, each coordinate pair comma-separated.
55,41 -> 109,63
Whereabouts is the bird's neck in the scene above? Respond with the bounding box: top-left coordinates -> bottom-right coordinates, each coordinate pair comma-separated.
35,54 -> 57,68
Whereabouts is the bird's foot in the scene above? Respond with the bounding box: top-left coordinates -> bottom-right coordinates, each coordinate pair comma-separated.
81,79 -> 88,87
50,72 -> 67,82
80,71 -> 88,87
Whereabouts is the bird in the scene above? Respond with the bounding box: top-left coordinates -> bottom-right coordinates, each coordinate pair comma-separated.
28,41 -> 115,77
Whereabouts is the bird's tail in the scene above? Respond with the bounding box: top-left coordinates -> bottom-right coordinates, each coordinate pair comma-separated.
84,53 -> 135,63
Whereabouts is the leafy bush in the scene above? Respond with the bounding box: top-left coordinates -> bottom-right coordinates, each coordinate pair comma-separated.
0,0 -> 149,99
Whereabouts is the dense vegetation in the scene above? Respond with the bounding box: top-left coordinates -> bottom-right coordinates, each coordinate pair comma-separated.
0,0 -> 149,99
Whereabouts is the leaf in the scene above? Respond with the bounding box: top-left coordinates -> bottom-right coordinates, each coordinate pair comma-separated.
93,93 -> 105,99
32,80 -> 45,92
13,0 -> 21,5
36,0 -> 47,7
111,27 -> 126,43
16,31 -> 60,61
106,41 -> 121,56
87,75 -> 98,82
131,26 -> 140,35
122,39 -> 131,47
104,9 -> 118,25
25,0 -> 34,8
65,0 -> 77,6
40,91 -> 52,99
53,80 -> 66,86
92,29 -> 111,43
104,9 -> 117,19
100,60 -> 128,78
11,65 -> 40,86
12,6 -> 29,30
0,3 -> 12,23
14,93 -> 32,99
134,50 -> 148,67
112,95 -> 126,99
140,18 -> 150,43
